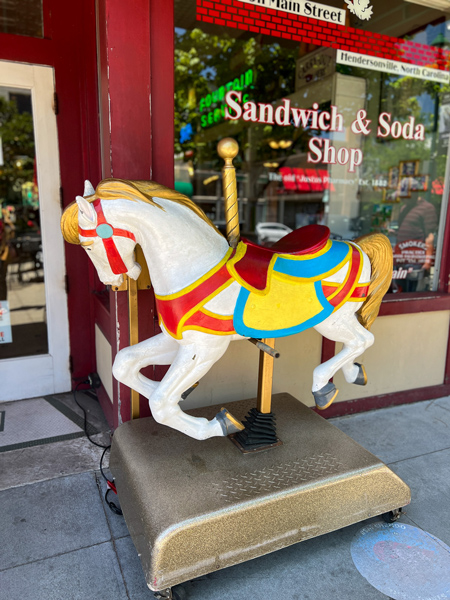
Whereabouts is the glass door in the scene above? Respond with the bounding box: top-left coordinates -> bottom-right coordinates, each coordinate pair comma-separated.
0,61 -> 70,400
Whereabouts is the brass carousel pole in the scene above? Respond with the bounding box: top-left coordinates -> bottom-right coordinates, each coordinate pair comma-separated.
217,138 -> 240,249
128,275 -> 140,420
217,139 -> 280,451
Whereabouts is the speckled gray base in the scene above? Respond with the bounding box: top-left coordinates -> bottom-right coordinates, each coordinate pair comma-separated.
110,393 -> 411,591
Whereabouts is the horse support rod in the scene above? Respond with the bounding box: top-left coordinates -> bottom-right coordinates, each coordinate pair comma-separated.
249,338 -> 280,359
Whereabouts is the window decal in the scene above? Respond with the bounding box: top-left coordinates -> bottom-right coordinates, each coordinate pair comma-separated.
197,1 -> 450,75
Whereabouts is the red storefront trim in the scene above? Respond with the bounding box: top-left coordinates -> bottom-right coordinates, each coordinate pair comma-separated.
315,383 -> 450,418
93,295 -> 111,343
380,293 -> 450,315
0,34 -> 53,65
96,385 -> 114,425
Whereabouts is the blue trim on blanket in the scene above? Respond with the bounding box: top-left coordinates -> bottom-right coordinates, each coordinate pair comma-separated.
274,240 -> 349,279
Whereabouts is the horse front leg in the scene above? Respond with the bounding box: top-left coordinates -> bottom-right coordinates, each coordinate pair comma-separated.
112,333 -> 179,399
148,337 -> 242,440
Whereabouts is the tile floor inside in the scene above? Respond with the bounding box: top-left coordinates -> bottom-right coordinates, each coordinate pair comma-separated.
1,393 -> 450,600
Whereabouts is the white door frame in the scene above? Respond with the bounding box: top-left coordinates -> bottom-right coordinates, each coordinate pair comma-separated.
0,61 -> 71,400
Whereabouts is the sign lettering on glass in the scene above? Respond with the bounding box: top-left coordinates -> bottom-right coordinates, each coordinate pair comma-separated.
225,92 -> 426,173
0,300 -> 12,344
337,50 -> 450,84
237,0 -> 346,25
199,69 -> 253,129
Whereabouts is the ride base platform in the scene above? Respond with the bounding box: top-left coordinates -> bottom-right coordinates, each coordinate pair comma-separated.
109,393 -> 411,593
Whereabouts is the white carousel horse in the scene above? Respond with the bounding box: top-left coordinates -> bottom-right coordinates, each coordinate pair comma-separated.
61,178 -> 392,441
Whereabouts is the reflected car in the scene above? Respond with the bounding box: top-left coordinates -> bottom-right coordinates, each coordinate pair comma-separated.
256,222 -> 292,244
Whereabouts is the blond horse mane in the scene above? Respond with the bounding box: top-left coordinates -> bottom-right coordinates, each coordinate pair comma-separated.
61,178 -> 220,245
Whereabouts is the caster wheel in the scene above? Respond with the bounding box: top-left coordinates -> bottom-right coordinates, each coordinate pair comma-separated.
154,587 -> 186,600
154,590 -> 172,600
382,508 -> 403,523
173,588 -> 187,600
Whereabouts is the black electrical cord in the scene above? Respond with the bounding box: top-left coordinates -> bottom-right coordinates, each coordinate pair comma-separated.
73,381 -> 122,516
73,381 -> 110,449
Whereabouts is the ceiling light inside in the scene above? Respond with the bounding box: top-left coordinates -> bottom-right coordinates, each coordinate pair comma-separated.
404,0 -> 450,12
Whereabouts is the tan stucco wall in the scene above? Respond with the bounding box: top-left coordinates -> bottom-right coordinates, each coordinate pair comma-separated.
333,310 -> 450,402
184,311 -> 449,410
183,328 -> 322,409
95,324 -> 113,402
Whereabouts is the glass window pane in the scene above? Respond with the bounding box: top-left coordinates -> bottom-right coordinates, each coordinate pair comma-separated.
174,0 -> 450,294
0,0 -> 43,38
0,87 -> 48,358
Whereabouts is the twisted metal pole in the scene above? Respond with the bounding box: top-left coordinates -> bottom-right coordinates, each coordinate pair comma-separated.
217,138 -> 240,249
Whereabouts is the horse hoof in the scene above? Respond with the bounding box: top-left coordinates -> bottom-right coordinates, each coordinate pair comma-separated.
354,363 -> 367,386
216,408 -> 245,436
313,383 -> 339,410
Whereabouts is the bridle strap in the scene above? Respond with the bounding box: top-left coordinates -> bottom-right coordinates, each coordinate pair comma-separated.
78,198 -> 136,275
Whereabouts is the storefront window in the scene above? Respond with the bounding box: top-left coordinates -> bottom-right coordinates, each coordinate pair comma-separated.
0,0 -> 43,38
174,0 -> 450,294
0,88 -> 48,357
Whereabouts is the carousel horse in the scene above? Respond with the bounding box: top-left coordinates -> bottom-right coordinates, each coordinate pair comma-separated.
61,178 -> 393,441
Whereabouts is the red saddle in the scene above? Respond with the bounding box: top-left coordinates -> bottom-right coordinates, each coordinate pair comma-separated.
232,225 -> 330,292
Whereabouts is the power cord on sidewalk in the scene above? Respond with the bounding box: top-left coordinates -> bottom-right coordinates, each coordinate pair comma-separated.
73,377 -> 123,516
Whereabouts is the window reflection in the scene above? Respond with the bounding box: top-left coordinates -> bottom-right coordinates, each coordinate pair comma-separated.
174,0 -> 450,294
0,0 -> 43,38
0,88 -> 48,358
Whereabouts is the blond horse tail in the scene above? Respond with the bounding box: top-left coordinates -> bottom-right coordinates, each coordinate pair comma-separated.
355,233 -> 393,331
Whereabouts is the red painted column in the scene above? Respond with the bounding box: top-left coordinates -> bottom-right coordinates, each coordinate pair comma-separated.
97,0 -> 172,426
97,0 -> 152,180
150,0 -> 174,188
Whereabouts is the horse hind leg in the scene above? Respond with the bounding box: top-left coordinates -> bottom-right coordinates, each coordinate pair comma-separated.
340,321 -> 374,386
312,307 -> 374,410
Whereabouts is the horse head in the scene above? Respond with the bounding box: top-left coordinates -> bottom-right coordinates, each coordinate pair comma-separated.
62,180 -> 142,287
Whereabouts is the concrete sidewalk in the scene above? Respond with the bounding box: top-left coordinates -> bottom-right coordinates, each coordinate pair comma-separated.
1,394 -> 450,599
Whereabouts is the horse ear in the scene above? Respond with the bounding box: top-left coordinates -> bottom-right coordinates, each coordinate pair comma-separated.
76,196 -> 96,224
84,180 -> 95,197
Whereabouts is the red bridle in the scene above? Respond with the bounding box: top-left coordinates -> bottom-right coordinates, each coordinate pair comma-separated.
78,198 -> 136,275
